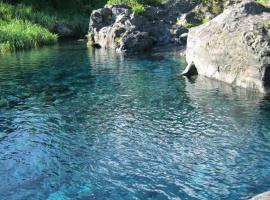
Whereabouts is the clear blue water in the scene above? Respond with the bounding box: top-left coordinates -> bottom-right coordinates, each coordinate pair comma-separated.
0,42 -> 270,200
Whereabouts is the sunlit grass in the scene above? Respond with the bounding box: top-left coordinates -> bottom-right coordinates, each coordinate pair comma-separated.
0,1 -> 90,52
0,20 -> 57,53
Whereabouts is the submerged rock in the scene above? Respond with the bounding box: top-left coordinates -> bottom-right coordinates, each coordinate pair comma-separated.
183,0 -> 270,93
250,191 -> 270,200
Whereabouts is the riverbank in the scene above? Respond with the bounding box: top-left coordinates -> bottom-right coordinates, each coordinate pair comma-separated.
0,0 -> 106,53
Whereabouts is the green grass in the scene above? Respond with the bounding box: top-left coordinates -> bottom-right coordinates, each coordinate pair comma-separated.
0,2 -> 58,53
0,20 -> 57,53
0,2 -> 56,28
108,0 -> 161,13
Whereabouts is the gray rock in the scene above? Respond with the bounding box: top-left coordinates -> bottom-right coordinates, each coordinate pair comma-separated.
183,0 -> 270,93
51,23 -> 73,37
87,1 -> 197,52
118,31 -> 154,52
250,191 -> 270,200
181,62 -> 198,76
180,32 -> 188,43
87,0 -> 247,52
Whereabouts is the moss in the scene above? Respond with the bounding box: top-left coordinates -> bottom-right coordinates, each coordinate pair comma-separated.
256,0 -> 270,7
114,37 -> 121,43
202,17 -> 210,23
182,21 -> 202,29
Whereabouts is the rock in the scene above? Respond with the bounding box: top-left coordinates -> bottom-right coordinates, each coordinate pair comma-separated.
250,191 -> 270,200
118,31 -> 154,52
180,32 -> 188,43
181,62 -> 198,76
51,23 -> 73,38
183,0 -> 270,93
177,11 -> 203,26
87,1 -> 198,52
165,0 -> 199,13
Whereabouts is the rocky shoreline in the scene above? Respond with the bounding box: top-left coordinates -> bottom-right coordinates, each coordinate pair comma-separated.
87,0 -> 270,94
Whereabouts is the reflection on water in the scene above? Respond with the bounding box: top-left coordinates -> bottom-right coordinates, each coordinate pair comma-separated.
0,42 -> 270,200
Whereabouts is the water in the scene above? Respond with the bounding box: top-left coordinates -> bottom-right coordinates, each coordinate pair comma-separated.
0,42 -> 270,200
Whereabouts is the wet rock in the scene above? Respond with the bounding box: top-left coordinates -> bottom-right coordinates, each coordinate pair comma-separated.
181,62 -> 198,76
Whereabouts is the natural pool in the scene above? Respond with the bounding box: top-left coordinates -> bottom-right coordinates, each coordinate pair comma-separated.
0,42 -> 270,200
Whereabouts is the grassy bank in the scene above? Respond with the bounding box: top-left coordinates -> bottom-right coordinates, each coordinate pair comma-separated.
0,2 -> 57,53
0,1 -> 106,53
0,20 -> 57,53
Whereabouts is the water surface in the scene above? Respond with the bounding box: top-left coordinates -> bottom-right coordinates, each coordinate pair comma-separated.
0,42 -> 270,200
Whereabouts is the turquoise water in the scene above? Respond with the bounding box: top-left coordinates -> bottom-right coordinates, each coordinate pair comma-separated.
0,42 -> 270,200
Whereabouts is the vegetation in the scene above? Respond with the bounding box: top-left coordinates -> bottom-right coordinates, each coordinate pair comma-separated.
108,0 -> 162,13
0,2 -> 58,52
256,0 -> 270,7
182,21 -> 202,29
0,0 -> 107,53
202,17 -> 210,23
0,20 -> 57,53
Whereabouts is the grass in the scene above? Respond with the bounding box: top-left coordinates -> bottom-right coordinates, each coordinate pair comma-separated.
0,20 -> 57,53
108,0 -> 161,13
0,1 -> 91,53
0,2 -> 58,52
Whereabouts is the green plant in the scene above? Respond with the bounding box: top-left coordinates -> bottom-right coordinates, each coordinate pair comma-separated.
202,17 -> 209,23
0,19 -> 57,53
108,0 -> 161,13
132,3 -> 145,13
256,0 -> 270,7
114,37 -> 121,43
182,21 -> 202,29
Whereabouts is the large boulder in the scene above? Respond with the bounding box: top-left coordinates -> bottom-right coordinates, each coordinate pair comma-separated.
183,0 -> 270,93
87,1 -> 197,52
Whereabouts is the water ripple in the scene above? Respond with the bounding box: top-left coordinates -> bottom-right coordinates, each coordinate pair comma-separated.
0,43 -> 270,200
